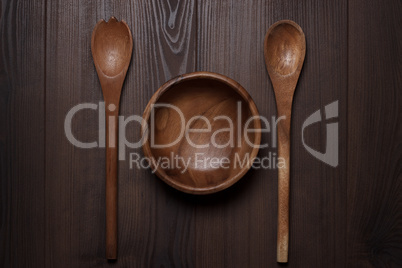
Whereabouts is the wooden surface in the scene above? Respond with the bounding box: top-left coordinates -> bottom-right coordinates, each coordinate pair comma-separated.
0,0 -> 400,267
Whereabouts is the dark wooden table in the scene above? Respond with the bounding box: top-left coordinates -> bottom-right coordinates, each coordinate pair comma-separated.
1,0 -> 401,267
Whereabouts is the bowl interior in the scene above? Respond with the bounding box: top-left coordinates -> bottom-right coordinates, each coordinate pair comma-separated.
143,75 -> 260,194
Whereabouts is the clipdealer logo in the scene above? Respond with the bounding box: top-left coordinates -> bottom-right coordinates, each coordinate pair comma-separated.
64,100 -> 339,170
302,101 -> 339,167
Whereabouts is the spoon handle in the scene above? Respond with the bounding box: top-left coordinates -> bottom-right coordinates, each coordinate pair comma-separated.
276,106 -> 292,263
277,130 -> 290,262
105,102 -> 119,259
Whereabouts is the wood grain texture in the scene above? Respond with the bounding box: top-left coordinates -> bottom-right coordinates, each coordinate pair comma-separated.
45,1 -> 106,267
196,0 -> 347,267
44,0 -> 196,267
1,0 -> 400,267
281,1 -> 348,266
114,0 -> 197,267
0,0 -> 46,267
347,0 -> 402,266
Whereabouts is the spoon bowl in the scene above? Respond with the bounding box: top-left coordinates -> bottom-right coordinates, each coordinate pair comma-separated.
265,23 -> 304,76
92,17 -> 132,78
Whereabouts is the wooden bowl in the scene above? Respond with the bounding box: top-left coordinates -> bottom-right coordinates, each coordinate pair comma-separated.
141,72 -> 261,194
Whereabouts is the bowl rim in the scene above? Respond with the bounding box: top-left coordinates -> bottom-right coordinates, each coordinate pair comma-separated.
141,71 -> 261,194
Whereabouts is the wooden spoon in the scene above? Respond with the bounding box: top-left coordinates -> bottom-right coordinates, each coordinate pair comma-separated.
91,17 -> 133,259
264,20 -> 306,263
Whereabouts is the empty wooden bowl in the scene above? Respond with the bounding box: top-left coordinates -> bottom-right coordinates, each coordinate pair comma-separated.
141,72 -> 261,194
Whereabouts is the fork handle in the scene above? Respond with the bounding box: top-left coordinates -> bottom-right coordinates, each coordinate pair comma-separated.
105,102 -> 119,259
